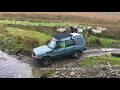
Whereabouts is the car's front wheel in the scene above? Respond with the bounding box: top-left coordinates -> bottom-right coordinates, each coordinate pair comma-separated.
72,51 -> 82,59
41,57 -> 52,66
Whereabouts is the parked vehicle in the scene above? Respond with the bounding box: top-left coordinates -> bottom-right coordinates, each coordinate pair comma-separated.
32,33 -> 87,66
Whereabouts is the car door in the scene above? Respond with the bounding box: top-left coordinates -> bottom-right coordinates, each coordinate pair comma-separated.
74,38 -> 85,51
64,39 -> 76,55
52,41 -> 66,58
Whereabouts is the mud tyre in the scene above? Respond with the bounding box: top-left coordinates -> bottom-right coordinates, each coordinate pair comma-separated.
72,51 -> 82,59
41,57 -> 52,66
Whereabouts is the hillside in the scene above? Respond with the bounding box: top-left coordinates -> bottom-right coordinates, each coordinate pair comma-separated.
0,12 -> 120,24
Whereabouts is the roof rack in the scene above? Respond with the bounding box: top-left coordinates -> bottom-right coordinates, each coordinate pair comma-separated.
54,33 -> 72,39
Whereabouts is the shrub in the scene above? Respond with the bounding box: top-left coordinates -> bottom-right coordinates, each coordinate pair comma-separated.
46,39 -> 51,44
93,38 -> 102,45
86,37 -> 102,47
15,35 -> 40,48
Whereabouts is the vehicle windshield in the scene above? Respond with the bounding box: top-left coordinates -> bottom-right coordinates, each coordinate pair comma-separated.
47,40 -> 56,49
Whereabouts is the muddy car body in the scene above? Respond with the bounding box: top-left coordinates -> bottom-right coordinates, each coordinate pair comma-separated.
32,33 -> 87,66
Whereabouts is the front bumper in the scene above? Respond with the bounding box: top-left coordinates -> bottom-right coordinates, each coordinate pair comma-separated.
32,50 -> 35,57
32,51 -> 41,59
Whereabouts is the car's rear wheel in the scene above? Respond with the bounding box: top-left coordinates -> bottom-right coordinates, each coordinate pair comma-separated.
72,51 -> 82,59
41,57 -> 52,66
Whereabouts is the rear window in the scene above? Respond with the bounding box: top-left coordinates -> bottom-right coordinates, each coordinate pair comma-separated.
75,38 -> 84,45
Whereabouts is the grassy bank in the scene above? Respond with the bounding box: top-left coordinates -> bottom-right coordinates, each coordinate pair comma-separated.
79,54 -> 120,68
0,25 -> 120,55
85,35 -> 120,47
0,27 -> 52,55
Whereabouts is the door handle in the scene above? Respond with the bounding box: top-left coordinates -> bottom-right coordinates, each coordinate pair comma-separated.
64,49 -> 66,50
73,47 -> 75,48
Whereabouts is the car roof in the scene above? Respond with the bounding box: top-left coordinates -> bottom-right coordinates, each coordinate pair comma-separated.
53,33 -> 83,41
54,33 -> 72,39
70,33 -> 82,37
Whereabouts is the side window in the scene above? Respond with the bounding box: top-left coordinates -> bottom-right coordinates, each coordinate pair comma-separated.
75,38 -> 84,45
60,41 -> 65,48
65,39 -> 75,47
56,41 -> 65,49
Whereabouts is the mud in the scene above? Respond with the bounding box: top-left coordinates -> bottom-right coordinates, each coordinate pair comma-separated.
0,48 -> 120,78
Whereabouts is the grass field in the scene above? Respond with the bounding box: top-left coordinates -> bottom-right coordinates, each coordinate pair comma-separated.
0,19 -> 87,28
0,26 -> 120,55
79,54 -> 120,68
86,35 -> 120,47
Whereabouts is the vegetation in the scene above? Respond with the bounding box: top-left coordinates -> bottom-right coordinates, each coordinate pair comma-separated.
0,25 -> 120,55
40,70 -> 55,78
5,23 -> 120,45
0,26 -> 52,55
0,19 -> 87,27
85,35 -> 120,47
79,54 -> 120,68
0,13 -> 120,56
0,12 -> 119,25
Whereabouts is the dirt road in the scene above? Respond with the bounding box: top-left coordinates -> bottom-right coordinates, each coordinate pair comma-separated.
0,48 -> 120,78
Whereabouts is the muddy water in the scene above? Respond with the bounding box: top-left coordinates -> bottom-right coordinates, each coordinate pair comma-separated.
0,48 -> 120,78
0,50 -> 34,78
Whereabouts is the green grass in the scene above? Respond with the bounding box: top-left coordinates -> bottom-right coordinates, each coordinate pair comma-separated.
0,19 -> 87,27
5,27 -> 51,45
0,26 -> 120,55
79,54 -> 120,68
86,35 -> 120,47
0,27 -> 52,55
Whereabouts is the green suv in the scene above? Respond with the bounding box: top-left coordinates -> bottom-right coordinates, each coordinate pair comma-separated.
32,33 -> 87,66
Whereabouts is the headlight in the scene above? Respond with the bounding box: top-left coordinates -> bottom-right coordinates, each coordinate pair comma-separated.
35,55 -> 41,59
35,55 -> 38,58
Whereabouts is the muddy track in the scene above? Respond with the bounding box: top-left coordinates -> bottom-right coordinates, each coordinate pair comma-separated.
0,48 -> 120,78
